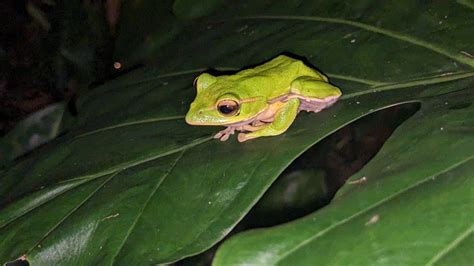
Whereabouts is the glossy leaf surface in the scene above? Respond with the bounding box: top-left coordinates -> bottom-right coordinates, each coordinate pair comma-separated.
1,0 -> 473,264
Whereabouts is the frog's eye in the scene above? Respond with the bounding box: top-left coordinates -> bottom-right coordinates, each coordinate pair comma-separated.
217,100 -> 240,116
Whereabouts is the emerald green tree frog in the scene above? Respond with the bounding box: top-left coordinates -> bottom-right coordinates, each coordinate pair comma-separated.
185,55 -> 342,142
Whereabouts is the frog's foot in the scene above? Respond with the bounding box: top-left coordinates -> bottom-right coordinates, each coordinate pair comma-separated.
214,126 -> 236,141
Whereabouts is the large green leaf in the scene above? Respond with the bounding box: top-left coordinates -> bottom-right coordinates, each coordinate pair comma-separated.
1,0 -> 473,264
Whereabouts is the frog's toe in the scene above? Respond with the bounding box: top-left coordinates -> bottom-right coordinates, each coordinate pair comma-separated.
215,127 -> 235,140
214,131 -> 230,141
214,132 -> 223,139
220,134 -> 230,141
237,133 -> 248,142
238,133 -> 257,142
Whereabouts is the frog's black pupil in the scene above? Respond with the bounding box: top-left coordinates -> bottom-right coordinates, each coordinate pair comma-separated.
219,105 -> 235,114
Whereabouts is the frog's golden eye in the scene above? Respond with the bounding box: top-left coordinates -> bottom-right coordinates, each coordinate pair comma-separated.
217,100 -> 240,116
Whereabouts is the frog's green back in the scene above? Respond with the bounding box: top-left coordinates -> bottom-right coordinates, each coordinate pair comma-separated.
220,55 -> 328,99
243,55 -> 324,76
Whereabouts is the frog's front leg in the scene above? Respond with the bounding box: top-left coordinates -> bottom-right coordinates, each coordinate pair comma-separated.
237,98 -> 299,142
214,126 -> 236,141
215,123 -> 266,141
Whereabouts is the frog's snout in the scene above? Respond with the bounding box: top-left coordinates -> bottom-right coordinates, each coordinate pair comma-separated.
185,110 -> 196,125
185,104 -> 203,125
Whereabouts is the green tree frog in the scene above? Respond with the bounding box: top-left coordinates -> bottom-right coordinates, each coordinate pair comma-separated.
185,55 -> 342,142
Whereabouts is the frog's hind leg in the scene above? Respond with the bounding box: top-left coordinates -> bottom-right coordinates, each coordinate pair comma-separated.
299,96 -> 340,113
290,76 -> 341,112
238,98 -> 299,142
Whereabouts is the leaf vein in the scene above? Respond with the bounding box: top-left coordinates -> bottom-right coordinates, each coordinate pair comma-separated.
426,224 -> 474,265
274,155 -> 474,264
62,136 -> 212,184
110,149 -> 185,263
0,137 -> 211,233
74,115 -> 185,139
231,15 -> 474,67
26,171 -> 120,255
167,152 -> 272,261
0,178 -> 91,230
341,71 -> 474,99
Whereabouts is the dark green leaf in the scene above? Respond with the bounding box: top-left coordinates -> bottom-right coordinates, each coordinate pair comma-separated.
1,1 -> 473,264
